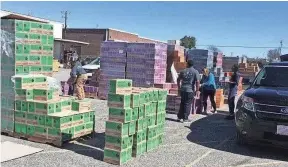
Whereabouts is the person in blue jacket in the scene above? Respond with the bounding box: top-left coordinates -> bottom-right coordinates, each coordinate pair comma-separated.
201,68 -> 217,114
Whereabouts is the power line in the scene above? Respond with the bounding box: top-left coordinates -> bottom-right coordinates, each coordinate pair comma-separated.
196,45 -> 288,49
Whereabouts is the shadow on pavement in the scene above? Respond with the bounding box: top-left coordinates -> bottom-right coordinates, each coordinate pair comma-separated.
61,132 -> 105,161
186,111 -> 288,162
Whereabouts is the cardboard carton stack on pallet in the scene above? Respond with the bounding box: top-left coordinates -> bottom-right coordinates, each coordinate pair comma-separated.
222,56 -> 240,72
126,43 -> 167,88
186,49 -> 214,72
1,19 -> 54,134
98,42 -> 127,99
166,45 -> 186,82
215,89 -> 224,108
11,75 -> 95,146
104,79 -> 167,165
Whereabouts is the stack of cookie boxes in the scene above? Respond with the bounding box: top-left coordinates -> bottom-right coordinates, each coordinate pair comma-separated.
104,79 -> 168,165
13,75 -> 95,146
1,19 -> 54,133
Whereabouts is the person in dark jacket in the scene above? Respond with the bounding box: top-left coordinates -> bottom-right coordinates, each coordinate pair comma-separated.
226,64 -> 240,120
201,68 -> 217,114
70,58 -> 87,100
177,60 -> 201,123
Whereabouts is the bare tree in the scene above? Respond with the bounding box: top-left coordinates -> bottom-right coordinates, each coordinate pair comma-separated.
267,49 -> 280,62
207,45 -> 221,52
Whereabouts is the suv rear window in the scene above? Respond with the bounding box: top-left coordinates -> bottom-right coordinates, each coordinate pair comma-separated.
254,66 -> 288,87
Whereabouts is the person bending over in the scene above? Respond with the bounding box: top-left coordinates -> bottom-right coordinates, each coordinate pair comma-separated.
70,58 -> 87,100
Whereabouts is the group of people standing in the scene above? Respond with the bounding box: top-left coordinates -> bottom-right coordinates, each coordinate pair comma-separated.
177,60 -> 239,123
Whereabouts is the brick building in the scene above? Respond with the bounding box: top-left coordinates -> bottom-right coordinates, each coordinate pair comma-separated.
63,28 -> 166,57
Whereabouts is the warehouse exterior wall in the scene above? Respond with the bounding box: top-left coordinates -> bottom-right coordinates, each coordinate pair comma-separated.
64,28 -> 167,58
64,29 -> 107,57
108,29 -> 138,42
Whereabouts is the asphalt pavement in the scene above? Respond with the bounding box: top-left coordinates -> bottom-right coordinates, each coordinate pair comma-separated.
1,69 -> 288,167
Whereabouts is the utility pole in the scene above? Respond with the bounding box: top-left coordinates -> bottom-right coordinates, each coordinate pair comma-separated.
280,40 -> 283,55
61,11 -> 70,39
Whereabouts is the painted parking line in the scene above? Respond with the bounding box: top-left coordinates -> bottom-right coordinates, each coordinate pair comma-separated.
184,137 -> 233,167
228,161 -> 286,167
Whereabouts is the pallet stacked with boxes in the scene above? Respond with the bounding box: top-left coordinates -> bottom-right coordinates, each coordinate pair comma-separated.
98,42 -> 127,99
126,43 -> 167,88
1,19 -> 54,134
166,45 -> 186,82
1,19 -> 95,145
222,56 -> 240,72
186,49 -> 214,72
12,75 -> 95,146
104,79 -> 167,165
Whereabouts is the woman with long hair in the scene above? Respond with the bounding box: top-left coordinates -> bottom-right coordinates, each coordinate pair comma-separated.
201,68 -> 217,114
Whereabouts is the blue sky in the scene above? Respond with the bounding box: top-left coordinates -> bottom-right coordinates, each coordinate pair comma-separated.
2,1 -> 288,57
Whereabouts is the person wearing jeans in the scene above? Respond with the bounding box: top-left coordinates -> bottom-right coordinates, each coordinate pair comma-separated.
177,60 -> 200,123
201,68 -> 217,114
226,65 -> 239,120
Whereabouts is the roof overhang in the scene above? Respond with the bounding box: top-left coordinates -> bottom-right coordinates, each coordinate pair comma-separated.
0,10 -> 62,24
54,38 -> 89,45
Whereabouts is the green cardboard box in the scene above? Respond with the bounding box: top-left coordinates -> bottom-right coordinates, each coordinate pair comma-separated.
105,135 -> 129,151
104,148 -> 128,165
106,121 -> 129,137
26,113 -> 38,125
109,79 -> 132,94
26,125 -> 35,136
108,93 -> 131,109
34,126 -> 48,139
52,115 -> 73,129
74,124 -> 86,136
147,115 -> 156,128
33,88 -> 58,101
14,111 -> 26,124
136,118 -> 144,131
72,99 -> 92,112
151,102 -> 157,115
15,123 -> 27,134
41,56 -> 53,65
141,141 -> 147,154
108,108 -> 132,123
128,121 -> 136,136
131,107 -> 139,121
42,66 -> 53,72
35,101 -> 56,115
14,76 -> 35,89
156,113 -> 163,125
144,103 -> 151,116
29,55 -> 41,65
138,92 -> 146,105
126,147 -> 132,162
157,100 -> 166,113
158,89 -> 168,101
138,105 -> 144,119
152,89 -> 159,101
15,89 -> 33,100
28,101 -> 35,113
15,100 -> 22,111
130,93 -> 139,108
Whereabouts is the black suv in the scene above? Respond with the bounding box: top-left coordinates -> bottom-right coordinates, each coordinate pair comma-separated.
235,62 -> 288,147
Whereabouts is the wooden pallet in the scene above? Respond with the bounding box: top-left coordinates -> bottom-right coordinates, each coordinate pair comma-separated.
1,131 -> 94,147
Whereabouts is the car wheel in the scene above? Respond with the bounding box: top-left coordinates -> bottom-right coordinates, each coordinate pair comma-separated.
236,130 -> 246,145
